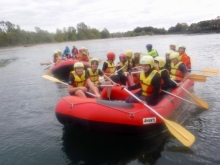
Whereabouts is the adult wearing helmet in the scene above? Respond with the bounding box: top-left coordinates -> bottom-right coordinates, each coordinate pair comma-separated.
40,50 -> 60,65
164,50 -> 174,71
146,44 -> 159,58
68,62 -> 101,99
178,45 -> 191,72
116,53 -> 131,85
86,58 -> 118,100
154,57 -> 170,90
169,52 -> 189,88
102,52 -> 120,83
125,56 -> 161,105
170,44 -> 176,51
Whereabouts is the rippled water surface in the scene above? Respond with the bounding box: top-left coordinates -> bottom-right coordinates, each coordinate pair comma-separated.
0,34 -> 220,165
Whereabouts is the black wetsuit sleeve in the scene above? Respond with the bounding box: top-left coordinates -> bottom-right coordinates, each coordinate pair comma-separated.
98,69 -> 104,76
161,70 -> 170,90
127,82 -> 141,90
68,75 -> 74,85
102,62 -> 108,72
147,73 -> 161,105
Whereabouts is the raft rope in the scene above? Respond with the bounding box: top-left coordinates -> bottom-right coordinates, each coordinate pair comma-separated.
61,97 -> 166,118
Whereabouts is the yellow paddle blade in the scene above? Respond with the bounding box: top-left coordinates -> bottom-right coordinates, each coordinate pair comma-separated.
188,74 -> 206,82
188,93 -> 209,109
200,68 -> 219,76
163,118 -> 195,147
42,75 -> 62,83
190,56 -> 195,61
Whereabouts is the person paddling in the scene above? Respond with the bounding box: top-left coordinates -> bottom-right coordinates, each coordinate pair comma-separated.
68,62 -> 101,99
178,45 -> 191,72
102,52 -> 120,84
169,52 -> 189,88
125,56 -> 161,105
154,57 -> 170,90
86,58 -> 118,100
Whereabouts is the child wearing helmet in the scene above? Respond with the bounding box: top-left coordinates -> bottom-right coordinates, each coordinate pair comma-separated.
154,57 -> 170,90
102,52 -> 120,84
68,62 -> 101,99
86,58 -> 118,100
169,52 -> 189,88
116,53 -> 132,85
125,56 -> 161,105
164,50 -> 174,71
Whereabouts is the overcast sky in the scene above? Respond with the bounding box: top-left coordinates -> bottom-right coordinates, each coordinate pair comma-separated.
1,0 -> 219,33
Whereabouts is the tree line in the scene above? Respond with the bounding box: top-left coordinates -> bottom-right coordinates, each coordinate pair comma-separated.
1,16 -> 220,47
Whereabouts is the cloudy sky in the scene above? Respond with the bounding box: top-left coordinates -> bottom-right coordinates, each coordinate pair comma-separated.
1,0 -> 219,33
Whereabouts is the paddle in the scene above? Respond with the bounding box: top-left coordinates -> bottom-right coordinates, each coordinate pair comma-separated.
170,79 -> 209,109
189,68 -> 219,76
130,72 -> 206,82
122,87 -> 195,147
162,90 -> 208,109
188,74 -> 206,82
42,75 -> 96,97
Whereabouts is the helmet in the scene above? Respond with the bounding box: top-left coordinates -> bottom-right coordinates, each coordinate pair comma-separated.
178,45 -> 186,49
170,44 -> 176,46
90,58 -> 99,65
125,50 -> 133,59
54,50 -> 58,54
107,52 -> 115,60
56,49 -> 62,53
154,57 -> 166,68
140,56 -> 154,68
119,53 -> 127,60
74,62 -> 84,69
166,50 -> 174,55
169,52 -> 180,60
146,44 -> 152,49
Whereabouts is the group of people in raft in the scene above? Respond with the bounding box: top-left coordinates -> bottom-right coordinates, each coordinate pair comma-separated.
50,44 -> 191,106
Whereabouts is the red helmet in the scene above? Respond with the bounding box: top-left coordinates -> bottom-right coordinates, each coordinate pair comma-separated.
119,53 -> 127,60
107,52 -> 115,60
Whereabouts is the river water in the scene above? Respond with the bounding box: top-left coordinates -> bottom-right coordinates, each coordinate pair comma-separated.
0,34 -> 220,165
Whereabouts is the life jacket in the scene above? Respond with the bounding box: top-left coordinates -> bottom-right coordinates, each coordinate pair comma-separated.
170,62 -> 184,81
140,70 -> 158,96
104,61 -> 116,73
159,68 -> 169,85
70,71 -> 86,87
87,68 -> 99,84
178,53 -> 191,70
53,57 -> 59,64
118,61 -> 129,72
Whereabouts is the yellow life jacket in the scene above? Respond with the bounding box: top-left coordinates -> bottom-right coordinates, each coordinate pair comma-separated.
87,68 -> 99,84
170,62 -> 184,81
105,61 -> 116,73
140,70 -> 158,96
70,71 -> 86,87
118,61 -> 129,72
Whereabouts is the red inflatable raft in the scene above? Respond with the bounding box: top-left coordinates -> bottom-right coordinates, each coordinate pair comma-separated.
51,59 -> 90,81
55,79 -> 194,136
